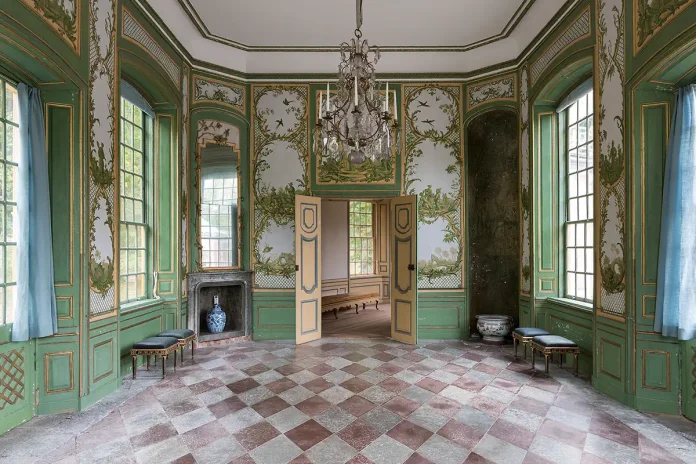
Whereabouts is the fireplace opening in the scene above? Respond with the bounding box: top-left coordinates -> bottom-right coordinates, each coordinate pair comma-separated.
198,284 -> 244,341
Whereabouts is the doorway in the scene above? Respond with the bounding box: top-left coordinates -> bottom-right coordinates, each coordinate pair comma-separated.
294,194 -> 418,344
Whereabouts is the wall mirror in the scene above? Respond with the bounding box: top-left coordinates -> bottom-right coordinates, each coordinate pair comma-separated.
197,142 -> 241,270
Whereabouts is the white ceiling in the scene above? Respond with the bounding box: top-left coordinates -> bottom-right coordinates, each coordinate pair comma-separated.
144,0 -> 576,75
185,0 -> 529,49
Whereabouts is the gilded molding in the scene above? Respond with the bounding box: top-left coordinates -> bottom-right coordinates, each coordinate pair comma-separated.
0,348 -> 25,410
44,351 -> 75,394
634,0 -> 695,54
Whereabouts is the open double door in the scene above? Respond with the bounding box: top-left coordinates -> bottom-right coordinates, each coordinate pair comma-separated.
295,194 -> 418,345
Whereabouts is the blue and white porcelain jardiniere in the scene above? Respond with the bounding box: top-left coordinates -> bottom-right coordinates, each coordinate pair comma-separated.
476,314 -> 513,344
206,295 -> 226,334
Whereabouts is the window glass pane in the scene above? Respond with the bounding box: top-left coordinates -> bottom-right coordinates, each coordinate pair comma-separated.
587,142 -> 594,167
567,248 -> 575,271
578,119 -> 587,145
579,197 -> 588,221
578,94 -> 587,120
586,249 -> 594,273
569,173 -> 577,198
567,272 -> 576,296
569,199 -> 578,222
576,249 -> 585,272
576,224 -> 585,246
569,125 -> 577,149
578,145 -> 587,171
586,275 -> 594,300
578,170 -> 587,196
569,102 -> 577,124
567,224 -> 576,247
349,201 -> 373,276
576,273 -> 585,299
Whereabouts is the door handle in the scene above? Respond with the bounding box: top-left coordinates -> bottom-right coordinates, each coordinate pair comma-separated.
408,264 -> 415,271
295,265 -> 300,272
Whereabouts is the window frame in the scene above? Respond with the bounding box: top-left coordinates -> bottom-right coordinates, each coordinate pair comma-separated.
348,201 -> 375,276
118,96 -> 154,305
559,88 -> 595,304
0,78 -> 19,326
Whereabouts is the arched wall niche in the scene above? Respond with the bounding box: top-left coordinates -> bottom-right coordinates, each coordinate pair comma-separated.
465,107 -> 519,331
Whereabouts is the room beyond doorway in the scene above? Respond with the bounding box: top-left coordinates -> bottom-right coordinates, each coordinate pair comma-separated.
320,199 -> 392,339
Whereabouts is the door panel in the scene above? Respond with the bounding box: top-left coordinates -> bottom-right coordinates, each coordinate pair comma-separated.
391,195 -> 417,344
296,195 -> 322,344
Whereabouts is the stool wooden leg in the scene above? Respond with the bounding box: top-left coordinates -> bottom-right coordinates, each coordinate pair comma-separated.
574,352 -> 579,377
132,356 -> 137,379
514,337 -> 518,358
180,344 -> 184,364
162,355 -> 167,378
146,355 -> 150,371
375,301 -> 379,310
192,340 -> 195,360
524,342 -> 527,359
334,308 -> 338,319
559,354 -> 563,368
363,302 -> 366,311
531,347 -> 535,369
544,353 -> 550,375
174,350 -> 177,371
355,303 -> 359,314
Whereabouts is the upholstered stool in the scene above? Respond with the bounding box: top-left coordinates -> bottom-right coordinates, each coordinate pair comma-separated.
530,335 -> 580,376
131,336 -> 179,379
512,327 -> 550,359
157,329 -> 196,363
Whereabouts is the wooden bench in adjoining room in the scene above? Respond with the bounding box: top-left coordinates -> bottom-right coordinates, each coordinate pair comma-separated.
321,292 -> 380,319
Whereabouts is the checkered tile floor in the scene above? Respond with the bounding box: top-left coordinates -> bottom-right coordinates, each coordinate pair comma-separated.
1,338 -> 695,464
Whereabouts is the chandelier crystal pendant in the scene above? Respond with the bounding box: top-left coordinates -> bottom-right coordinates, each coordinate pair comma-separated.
314,0 -> 399,165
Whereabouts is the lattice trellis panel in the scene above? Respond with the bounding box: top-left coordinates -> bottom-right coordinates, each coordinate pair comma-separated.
0,349 -> 25,411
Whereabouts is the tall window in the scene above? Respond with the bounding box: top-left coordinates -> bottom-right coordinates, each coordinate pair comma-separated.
200,162 -> 238,268
564,89 -> 594,302
0,80 -> 18,325
349,201 -> 374,275
119,97 -> 150,303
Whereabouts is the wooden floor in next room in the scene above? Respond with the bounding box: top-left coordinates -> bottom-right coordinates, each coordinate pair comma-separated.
322,300 -> 391,338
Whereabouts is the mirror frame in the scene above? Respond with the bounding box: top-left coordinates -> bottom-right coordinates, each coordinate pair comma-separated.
195,139 -> 243,271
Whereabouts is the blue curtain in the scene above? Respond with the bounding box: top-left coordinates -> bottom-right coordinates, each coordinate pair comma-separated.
11,84 -> 57,342
655,84 -> 696,341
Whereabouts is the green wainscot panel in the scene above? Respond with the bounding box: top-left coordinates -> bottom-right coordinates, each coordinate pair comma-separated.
417,291 -> 467,340
519,295 -> 532,328
253,292 -> 295,340
36,336 -> 79,415
683,339 -> 696,422
635,339 -> 680,414
593,326 -> 629,404
83,320 -> 120,410
0,338 -> 35,435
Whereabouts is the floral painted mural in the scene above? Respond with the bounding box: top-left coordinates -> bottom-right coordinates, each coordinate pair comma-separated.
194,77 -> 245,112
403,84 -> 463,289
520,67 -> 531,294
467,75 -> 516,110
597,0 -> 626,316
88,0 -> 117,315
635,0 -> 694,52
251,86 -> 309,288
22,0 -> 79,52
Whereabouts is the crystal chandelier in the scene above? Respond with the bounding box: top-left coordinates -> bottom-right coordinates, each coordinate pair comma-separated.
314,0 -> 398,165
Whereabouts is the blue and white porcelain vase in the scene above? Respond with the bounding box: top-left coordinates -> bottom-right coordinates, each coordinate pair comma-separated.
206,295 -> 226,334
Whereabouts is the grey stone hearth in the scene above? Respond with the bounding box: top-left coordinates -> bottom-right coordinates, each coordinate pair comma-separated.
187,271 -> 252,342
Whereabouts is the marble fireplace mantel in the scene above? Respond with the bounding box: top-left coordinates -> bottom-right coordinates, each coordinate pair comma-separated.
187,271 -> 252,342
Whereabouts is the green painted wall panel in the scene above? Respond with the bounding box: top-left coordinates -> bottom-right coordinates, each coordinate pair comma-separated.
253,292 -> 295,340
0,339 -> 35,434
683,339 -> 696,421
418,291 -> 467,340
635,340 -> 680,414
158,115 -> 173,274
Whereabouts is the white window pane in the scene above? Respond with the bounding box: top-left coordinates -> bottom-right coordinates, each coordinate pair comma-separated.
569,173 -> 577,198
567,272 -> 576,297
586,275 -> 594,300
576,224 -> 585,246
569,102 -> 578,124
136,274 -> 145,298
579,196 -> 588,220
567,248 -> 576,271
578,119 -> 587,145
569,199 -> 578,222
578,145 -> 587,171
567,224 -> 576,247
6,244 -> 16,283
588,115 -> 594,141
128,275 -> 136,300
588,168 -> 594,194
588,194 -> 594,219
5,285 -> 14,323
587,142 -> 594,167
576,249 -> 585,272
576,274 -> 586,299
119,276 -> 127,302
586,225 -> 593,247
569,126 -> 577,150
586,249 -> 594,273
578,170 -> 587,196
578,94 -> 587,120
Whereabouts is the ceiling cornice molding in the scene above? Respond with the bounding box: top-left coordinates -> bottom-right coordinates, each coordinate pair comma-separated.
177,0 -> 536,53
135,0 -> 583,83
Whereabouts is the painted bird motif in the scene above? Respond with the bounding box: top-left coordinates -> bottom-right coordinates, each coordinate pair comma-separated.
423,119 -> 435,127
417,100 -> 430,107
282,98 -> 294,106
275,119 -> 284,130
